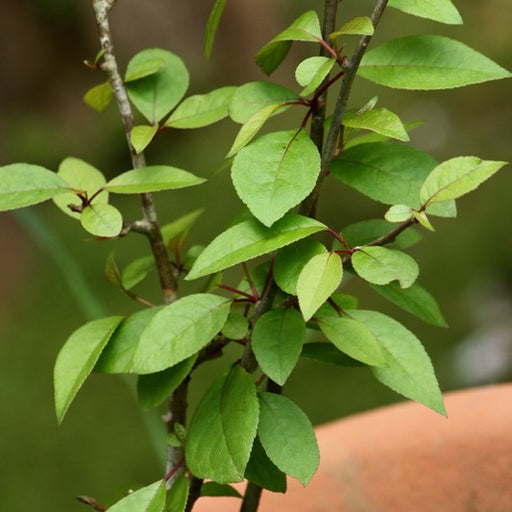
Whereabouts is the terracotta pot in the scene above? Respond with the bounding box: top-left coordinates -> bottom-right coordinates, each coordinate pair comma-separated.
195,383 -> 512,512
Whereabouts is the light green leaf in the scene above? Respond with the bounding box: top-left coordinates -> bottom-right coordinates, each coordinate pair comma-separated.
121,255 -> 155,290
232,130 -> 321,227
359,35 -> 512,90
371,281 -> 447,327
161,209 -> 204,245
297,252 -> 343,321
420,156 -> 507,206
300,57 -> 336,97
186,366 -> 259,482
349,310 -> 446,415
126,49 -> 189,122
274,238 -> 327,295
165,86 -> 236,128
204,0 -> 228,58
331,142 -> 456,217
132,294 -> 230,373
200,482 -> 242,498
245,437 -> 287,493
80,203 -> 122,237
388,0 -> 462,25
0,163 -> 71,212
344,108 -> 409,142
186,213 -> 326,280
330,16 -> 374,38
53,157 -> 107,219
252,309 -> 306,385
295,56 -> 335,97
384,204 -> 413,223
255,10 -> 322,75
229,81 -> 298,124
105,166 -> 205,194
318,317 -> 388,366
108,480 -> 166,512
167,475 -> 189,512
131,124 -> 158,154
352,246 -> 419,288
301,342 -> 364,367
412,210 -> 435,231
221,313 -> 249,340
54,316 -> 123,423
83,81 -> 113,112
258,392 -> 319,485
315,292 -> 359,318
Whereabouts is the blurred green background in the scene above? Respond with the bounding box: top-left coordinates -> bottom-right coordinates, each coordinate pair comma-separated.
0,0 -> 511,510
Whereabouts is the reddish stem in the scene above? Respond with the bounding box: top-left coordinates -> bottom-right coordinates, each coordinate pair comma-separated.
165,457 -> 185,482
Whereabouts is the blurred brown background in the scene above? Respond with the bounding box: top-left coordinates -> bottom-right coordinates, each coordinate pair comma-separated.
0,1 -> 511,510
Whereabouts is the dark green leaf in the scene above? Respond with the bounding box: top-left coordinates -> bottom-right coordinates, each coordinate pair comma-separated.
301,342 -> 364,366
245,437 -> 287,493
200,482 -> 242,498
221,313 -> 249,340
204,0 -> 228,58
108,480 -> 166,512
80,203 -> 123,237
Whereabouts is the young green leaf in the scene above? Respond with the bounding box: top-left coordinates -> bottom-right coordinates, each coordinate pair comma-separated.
186,213 -> 326,280
255,10 -> 322,75
330,16 -> 374,38
359,35 -> 511,90
274,238 -> 327,295
132,294 -> 230,373
54,316 -> 123,423
371,281 -> 447,327
165,86 -> 236,128
228,81 -> 299,124
252,309 -> 306,385
258,392 -> 319,485
420,156 -> 507,206
204,0 -> 228,58
200,482 -> 242,498
331,142 -> 456,217
384,204 -> 413,223
349,310 -> 446,415
221,313 -> 249,340
412,210 -> 435,231
107,480 -> 166,512
53,157 -> 108,219
301,342 -> 364,367
245,437 -> 287,493
126,48 -> 189,122
83,81 -> 113,112
231,129 -> 321,227
80,203 -> 123,237
120,255 -> 155,290
315,292 -> 359,317
344,107 -> 409,142
0,163 -> 71,211
297,252 -> 343,321
352,246 -> 419,289
317,316 -> 388,366
105,251 -> 123,289
186,366 -> 259,483
167,475 -> 190,512
388,0 -> 462,25
137,356 -> 197,409
104,166 -> 205,194
295,56 -> 335,97
131,124 -> 158,154
161,209 -> 204,245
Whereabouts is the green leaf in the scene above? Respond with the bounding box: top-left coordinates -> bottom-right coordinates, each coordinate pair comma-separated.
80,203 -> 123,237
54,316 -> 123,423
186,366 -> 259,483
352,246 -> 419,288
161,209 -> 204,245
167,475 -> 189,512
330,16 -> 374,38
126,49 -> 189,122
186,213 -> 326,280
295,57 -> 335,97
121,255 -> 155,290
359,35 -> 512,90
137,356 -> 197,409
258,392 -> 319,485
108,480 -> 166,512
297,252 -> 343,321
131,124 -> 158,154
318,317 -> 388,366
344,108 -> 409,142
0,163 -> 71,212
301,342 -> 364,367
412,210 -> 435,231
420,156 -> 507,206
105,251 -> 123,289
252,309 -> 306,385
132,294 -> 230,373
53,157 -> 107,219
255,10 -> 322,75
95,307 -> 164,373
315,292 -> 359,317
83,81 -> 113,112
221,313 -> 249,340
384,204 -> 413,223
331,142 -> 456,217
165,86 -> 236,129
371,281 -> 447,327
245,437 -> 287,493
104,166 -> 205,194
232,130 -> 321,227
229,81 -> 298,124
388,0 -> 462,25
204,0 -> 228,58
200,482 -> 242,498
349,310 -> 446,415
274,238 -> 327,295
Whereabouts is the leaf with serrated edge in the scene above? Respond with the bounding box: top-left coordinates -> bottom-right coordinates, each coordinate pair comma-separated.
132,294 -> 230,373
107,480 -> 166,512
167,475 -> 189,512
349,309 -> 446,415
388,0 -> 462,24
131,124 -> 158,154
344,108 -> 409,142
80,203 -> 123,237
186,213 -> 326,280
186,366 -> 259,483
54,316 -> 123,423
